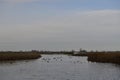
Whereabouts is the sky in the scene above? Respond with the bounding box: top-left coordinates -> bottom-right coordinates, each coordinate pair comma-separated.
0,0 -> 120,51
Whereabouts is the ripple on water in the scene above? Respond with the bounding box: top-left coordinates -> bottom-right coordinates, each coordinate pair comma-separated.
0,54 -> 120,80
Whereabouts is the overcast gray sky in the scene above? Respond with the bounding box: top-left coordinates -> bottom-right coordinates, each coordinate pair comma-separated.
0,0 -> 120,51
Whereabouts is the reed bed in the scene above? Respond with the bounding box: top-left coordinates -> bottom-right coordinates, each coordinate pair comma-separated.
0,51 -> 41,61
87,52 -> 120,64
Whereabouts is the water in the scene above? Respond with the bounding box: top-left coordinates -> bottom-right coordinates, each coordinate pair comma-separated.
0,54 -> 120,80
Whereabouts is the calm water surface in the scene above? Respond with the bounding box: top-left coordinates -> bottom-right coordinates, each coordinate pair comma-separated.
0,54 -> 120,80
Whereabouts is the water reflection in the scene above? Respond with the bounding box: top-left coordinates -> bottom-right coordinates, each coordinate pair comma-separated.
0,54 -> 120,80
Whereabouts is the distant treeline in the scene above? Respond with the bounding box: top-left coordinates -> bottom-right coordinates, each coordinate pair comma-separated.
0,51 -> 41,61
39,51 -> 73,55
87,51 -> 120,64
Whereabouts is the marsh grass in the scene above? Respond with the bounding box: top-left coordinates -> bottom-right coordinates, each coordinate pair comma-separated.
0,51 -> 41,61
87,52 -> 120,64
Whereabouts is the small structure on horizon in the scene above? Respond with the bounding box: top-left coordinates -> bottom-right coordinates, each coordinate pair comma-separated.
73,48 -> 87,56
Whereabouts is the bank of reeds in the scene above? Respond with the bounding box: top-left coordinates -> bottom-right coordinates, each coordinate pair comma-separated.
0,51 -> 41,61
87,52 -> 120,64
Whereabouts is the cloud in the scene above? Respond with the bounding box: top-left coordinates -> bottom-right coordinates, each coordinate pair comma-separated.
0,9 -> 120,50
31,10 -> 120,33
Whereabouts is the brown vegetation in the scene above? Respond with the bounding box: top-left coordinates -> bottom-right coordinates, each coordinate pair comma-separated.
87,51 -> 120,64
0,51 -> 41,61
